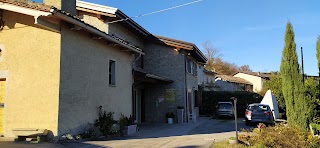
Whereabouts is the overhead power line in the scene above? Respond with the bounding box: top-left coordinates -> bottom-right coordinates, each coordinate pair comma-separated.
108,0 -> 204,24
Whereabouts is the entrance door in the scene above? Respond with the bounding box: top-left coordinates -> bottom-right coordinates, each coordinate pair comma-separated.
0,78 -> 6,135
133,89 -> 142,123
141,89 -> 145,122
187,89 -> 193,122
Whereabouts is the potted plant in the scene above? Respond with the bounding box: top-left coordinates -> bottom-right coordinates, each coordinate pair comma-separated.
166,112 -> 175,124
119,114 -> 137,136
228,137 -> 238,144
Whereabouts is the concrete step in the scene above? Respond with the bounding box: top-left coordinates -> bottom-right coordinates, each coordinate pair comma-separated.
0,137 -> 15,142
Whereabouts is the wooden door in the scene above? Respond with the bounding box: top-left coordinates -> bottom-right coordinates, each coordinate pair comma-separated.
0,78 -> 6,135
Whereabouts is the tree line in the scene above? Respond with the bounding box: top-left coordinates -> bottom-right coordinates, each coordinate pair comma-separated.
202,41 -> 252,75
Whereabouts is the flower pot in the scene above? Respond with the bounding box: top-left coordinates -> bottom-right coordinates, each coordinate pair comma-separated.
167,118 -> 173,124
229,139 -> 238,144
126,124 -> 137,135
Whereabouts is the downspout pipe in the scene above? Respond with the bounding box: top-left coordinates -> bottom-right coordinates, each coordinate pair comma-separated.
184,55 -> 188,123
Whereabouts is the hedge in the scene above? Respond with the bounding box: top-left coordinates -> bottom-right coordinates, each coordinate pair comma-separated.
200,91 -> 263,117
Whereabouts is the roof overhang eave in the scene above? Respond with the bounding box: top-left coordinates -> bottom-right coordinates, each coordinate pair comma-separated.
50,8 -> 144,55
0,2 -> 51,17
115,10 -> 151,37
192,45 -> 207,63
76,0 -> 117,14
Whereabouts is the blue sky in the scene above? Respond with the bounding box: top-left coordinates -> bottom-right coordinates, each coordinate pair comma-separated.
37,0 -> 320,75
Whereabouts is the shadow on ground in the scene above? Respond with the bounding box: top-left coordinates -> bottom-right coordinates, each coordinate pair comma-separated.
4,117 -> 256,148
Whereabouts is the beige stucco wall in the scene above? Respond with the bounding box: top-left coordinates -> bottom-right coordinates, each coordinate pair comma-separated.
57,24 -> 133,135
234,73 -> 263,92
79,14 -> 144,50
0,11 -> 61,137
81,14 -> 109,33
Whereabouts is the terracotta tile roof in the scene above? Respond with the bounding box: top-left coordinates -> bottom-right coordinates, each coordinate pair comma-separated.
155,35 -> 207,63
204,69 -> 216,75
216,74 -> 252,85
0,0 -> 51,12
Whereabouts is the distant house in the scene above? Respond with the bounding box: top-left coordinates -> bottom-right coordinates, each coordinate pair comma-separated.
197,65 -> 216,91
0,0 -> 142,138
233,71 -> 271,92
215,75 -> 253,91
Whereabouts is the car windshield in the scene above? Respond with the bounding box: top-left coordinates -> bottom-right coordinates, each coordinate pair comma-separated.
218,103 -> 232,109
249,104 -> 270,111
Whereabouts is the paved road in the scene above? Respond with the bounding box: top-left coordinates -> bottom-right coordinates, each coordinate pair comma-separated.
188,117 -> 253,135
61,117 -> 254,148
0,117 -> 255,148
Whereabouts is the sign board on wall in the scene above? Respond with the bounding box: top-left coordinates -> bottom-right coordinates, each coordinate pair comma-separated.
165,89 -> 176,102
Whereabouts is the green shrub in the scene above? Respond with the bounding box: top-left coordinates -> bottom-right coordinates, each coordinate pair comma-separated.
94,106 -> 117,136
247,123 -> 315,147
166,112 -> 175,118
201,91 -> 262,117
118,114 -> 135,136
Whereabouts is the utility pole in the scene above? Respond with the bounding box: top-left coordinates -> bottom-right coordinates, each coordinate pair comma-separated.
301,47 -> 305,83
230,97 -> 238,143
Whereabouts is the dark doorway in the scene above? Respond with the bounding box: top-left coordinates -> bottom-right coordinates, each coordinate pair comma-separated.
141,89 -> 145,122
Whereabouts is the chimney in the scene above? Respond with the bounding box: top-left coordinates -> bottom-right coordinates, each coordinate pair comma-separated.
44,0 -> 76,16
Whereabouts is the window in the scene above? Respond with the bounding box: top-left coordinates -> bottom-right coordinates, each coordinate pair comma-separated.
186,59 -> 192,73
186,58 -> 197,76
109,60 -> 115,85
193,62 -> 197,76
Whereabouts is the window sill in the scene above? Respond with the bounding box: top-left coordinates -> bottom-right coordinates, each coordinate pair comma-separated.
186,72 -> 198,77
109,84 -> 116,87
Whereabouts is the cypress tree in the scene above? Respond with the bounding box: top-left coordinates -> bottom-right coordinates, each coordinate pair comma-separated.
280,22 -> 307,129
316,36 -> 320,73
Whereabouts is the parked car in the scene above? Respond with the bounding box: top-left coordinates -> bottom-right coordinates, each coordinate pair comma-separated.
245,103 -> 274,125
216,102 -> 234,118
